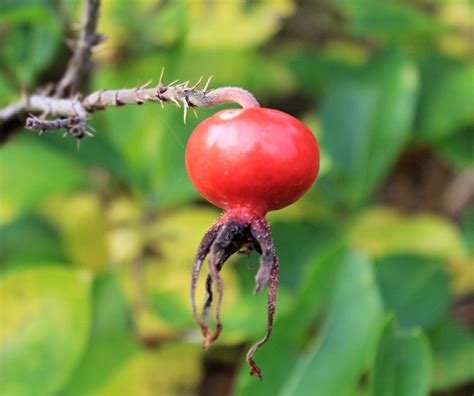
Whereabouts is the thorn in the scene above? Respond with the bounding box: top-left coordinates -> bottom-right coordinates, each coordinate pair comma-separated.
71,102 -> 79,116
203,75 -> 213,92
159,67 -> 165,85
170,97 -> 181,108
91,46 -> 104,54
192,107 -> 199,118
77,139 -> 81,151
65,38 -> 76,50
38,83 -> 54,96
39,130 -> 43,136
63,132 -> 68,138
84,130 -> 94,137
191,76 -> 203,90
95,33 -> 108,45
168,79 -> 179,87
159,99 -> 164,109
140,80 -> 153,89
183,102 -> 188,124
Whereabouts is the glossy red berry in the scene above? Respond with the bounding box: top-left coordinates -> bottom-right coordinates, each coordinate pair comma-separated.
186,106 -> 319,380
186,107 -> 319,216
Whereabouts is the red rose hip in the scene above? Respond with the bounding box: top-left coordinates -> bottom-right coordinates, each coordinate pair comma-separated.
186,107 -> 319,216
186,106 -> 319,380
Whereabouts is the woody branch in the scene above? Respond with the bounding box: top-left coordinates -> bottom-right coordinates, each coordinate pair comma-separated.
0,0 -> 259,145
0,75 -> 259,139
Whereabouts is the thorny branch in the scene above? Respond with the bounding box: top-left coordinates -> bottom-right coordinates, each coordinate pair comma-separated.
0,0 -> 103,144
0,0 -> 259,146
0,74 -> 259,142
55,0 -> 104,97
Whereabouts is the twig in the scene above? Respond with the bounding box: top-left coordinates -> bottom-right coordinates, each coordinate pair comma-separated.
0,0 -> 259,144
442,171 -> 474,218
55,0 -> 104,97
0,72 -> 259,142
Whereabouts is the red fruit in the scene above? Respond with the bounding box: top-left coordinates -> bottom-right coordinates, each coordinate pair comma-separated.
185,107 -> 319,216
186,107 -> 319,380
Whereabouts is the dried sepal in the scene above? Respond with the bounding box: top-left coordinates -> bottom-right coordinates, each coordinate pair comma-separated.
190,213 -> 278,380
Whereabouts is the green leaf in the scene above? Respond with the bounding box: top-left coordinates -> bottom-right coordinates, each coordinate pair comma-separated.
102,343 -> 202,395
0,266 -> 92,396
321,49 -> 419,206
435,126 -> 474,169
0,74 -> 17,107
371,318 -> 432,396
284,46 -> 364,97
429,318 -> 474,390
0,214 -> 66,266
0,1 -> 56,24
89,272 -> 130,338
233,231 -> 344,396
66,342 -> 202,396
0,1 -> 61,87
416,56 -> 474,142
267,221 -> 342,290
186,0 -> 294,49
147,207 -> 219,268
336,0 -> 446,43
62,272 -> 136,396
229,222 -> 342,346
0,137 -> 87,221
42,193 -> 109,271
149,108 -> 199,206
38,132 -> 136,189
375,255 -> 451,329
280,252 -> 384,396
462,203 -> 474,253
349,207 -> 470,262
62,334 -> 139,396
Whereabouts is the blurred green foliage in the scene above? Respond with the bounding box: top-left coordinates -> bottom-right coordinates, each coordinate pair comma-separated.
0,0 -> 473,395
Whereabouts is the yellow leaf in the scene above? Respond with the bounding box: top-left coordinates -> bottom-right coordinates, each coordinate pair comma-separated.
119,256 -> 241,338
106,196 -> 142,226
96,343 -> 202,396
42,193 -> 109,271
107,227 -> 144,264
448,257 -> 474,296
147,207 -> 220,268
186,0 -> 295,49
349,207 -> 473,295
0,267 -> 91,395
348,207 -> 469,262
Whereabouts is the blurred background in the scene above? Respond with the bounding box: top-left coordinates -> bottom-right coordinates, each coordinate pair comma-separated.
0,0 -> 473,395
